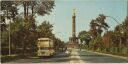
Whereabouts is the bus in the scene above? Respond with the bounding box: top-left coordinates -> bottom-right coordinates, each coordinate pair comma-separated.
37,38 -> 55,57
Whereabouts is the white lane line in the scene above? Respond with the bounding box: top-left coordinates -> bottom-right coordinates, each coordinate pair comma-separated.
69,50 -> 85,64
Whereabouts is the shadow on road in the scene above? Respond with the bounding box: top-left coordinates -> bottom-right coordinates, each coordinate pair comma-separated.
79,54 -> 106,57
2,52 -> 70,63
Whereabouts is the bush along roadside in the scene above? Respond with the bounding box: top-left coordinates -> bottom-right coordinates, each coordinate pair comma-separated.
85,46 -> 128,57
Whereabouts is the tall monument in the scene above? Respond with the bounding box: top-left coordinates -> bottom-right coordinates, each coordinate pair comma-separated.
71,8 -> 78,44
66,9 -> 78,49
72,9 -> 76,37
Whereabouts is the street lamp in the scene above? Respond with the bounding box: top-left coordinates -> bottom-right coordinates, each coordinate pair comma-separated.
0,10 -> 12,55
0,11 -> 5,51
6,10 -> 12,55
7,12 -> 12,56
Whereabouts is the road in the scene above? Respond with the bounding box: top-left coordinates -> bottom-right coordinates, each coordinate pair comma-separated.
4,52 -> 70,64
79,50 -> 128,63
3,50 -> 128,64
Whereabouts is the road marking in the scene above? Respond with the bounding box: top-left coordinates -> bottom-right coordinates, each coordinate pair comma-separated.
69,50 -> 85,64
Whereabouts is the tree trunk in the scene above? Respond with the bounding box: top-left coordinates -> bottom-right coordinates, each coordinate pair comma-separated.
23,2 -> 26,19
26,5 -> 28,21
31,5 -> 34,17
22,35 -> 27,56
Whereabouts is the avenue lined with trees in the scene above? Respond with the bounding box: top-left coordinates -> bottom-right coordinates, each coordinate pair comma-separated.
0,0 -> 128,63
78,14 -> 128,56
1,0 -> 65,57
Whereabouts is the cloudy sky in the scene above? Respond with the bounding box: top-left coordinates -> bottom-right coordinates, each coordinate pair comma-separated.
35,0 -> 127,42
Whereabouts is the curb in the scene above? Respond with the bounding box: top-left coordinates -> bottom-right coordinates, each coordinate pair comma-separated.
1,55 -> 19,63
85,50 -> 128,61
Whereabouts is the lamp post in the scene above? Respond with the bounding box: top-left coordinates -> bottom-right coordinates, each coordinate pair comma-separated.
5,9 -> 12,55
7,12 -> 12,56
0,10 -> 12,55
9,19 -> 11,55
0,11 -> 4,52
1,10 -> 12,55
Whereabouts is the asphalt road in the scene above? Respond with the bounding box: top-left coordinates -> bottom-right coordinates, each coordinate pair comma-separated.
3,50 -> 128,64
79,50 -> 128,63
4,52 -> 70,64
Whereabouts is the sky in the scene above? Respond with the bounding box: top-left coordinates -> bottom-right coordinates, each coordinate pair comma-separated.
35,0 -> 127,42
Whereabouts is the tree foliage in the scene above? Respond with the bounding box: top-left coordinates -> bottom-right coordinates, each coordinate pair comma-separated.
78,30 -> 91,45
90,14 -> 109,37
1,0 -> 65,55
79,14 -> 128,52
37,21 -> 53,38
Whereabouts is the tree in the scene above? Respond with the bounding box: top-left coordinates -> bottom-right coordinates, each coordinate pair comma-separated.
1,17 -> 24,54
1,1 -> 18,20
90,14 -> 109,37
37,21 -> 53,38
112,17 -> 128,47
0,0 -> 18,36
1,0 -> 55,56
121,17 -> 128,47
22,0 -> 55,19
37,21 -> 65,52
89,14 -> 109,50
78,31 -> 91,45
0,1 -> 19,55
20,0 -> 55,55
53,38 -> 65,52
37,0 -> 55,16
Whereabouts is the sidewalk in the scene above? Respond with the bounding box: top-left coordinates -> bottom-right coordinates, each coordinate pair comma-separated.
85,50 -> 128,61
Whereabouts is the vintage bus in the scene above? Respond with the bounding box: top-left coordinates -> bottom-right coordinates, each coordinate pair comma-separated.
37,38 -> 55,57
